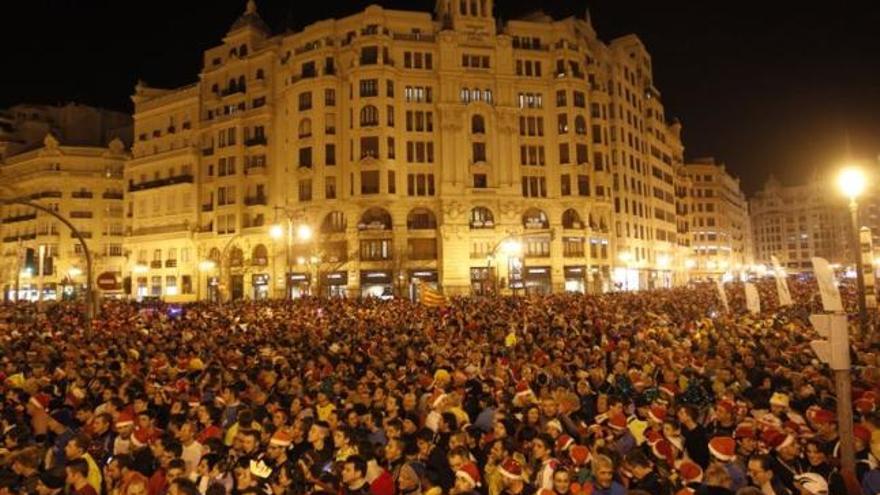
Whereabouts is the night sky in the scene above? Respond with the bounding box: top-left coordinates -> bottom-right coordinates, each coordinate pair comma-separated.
2,0 -> 879,194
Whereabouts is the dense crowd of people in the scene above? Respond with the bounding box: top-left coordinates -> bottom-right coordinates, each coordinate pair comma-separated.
0,278 -> 879,495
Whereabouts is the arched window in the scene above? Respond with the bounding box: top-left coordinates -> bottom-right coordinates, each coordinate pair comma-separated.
359,207 -> 392,231
460,0 -> 467,15
229,47 -> 238,58
562,209 -> 584,229
208,247 -> 221,262
471,88 -> 480,101
299,118 -> 312,138
237,75 -> 246,92
239,44 -> 248,57
460,88 -> 470,103
228,79 -> 237,92
322,211 -> 347,233
480,0 -> 487,16
472,115 -> 486,134
575,116 -> 587,135
483,89 -> 493,103
470,0 -> 478,16
228,246 -> 244,267
470,207 -> 495,229
256,69 -> 265,80
252,244 -> 268,265
211,83 -> 219,94
407,208 -> 437,230
523,208 -> 549,229
360,105 -> 379,127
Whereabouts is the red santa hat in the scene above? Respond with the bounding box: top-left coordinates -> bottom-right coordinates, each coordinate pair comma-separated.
676,459 -> 704,484
855,397 -> 876,414
807,408 -> 835,426
29,393 -> 50,412
716,400 -> 736,416
569,445 -> 591,466
608,413 -> 627,431
734,424 -> 756,440
854,425 -> 871,445
455,462 -> 482,488
498,458 -> 523,480
555,434 -> 574,452
514,381 -> 533,399
115,411 -> 135,430
658,383 -> 678,397
762,429 -> 795,452
651,439 -> 675,466
648,405 -> 667,423
708,436 -> 736,462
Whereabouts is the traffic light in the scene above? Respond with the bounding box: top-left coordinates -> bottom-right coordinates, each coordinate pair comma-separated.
809,313 -> 850,370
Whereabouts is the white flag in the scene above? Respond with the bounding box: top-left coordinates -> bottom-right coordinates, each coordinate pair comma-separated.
745,282 -> 761,315
771,255 -> 793,307
812,257 -> 843,312
715,279 -> 730,313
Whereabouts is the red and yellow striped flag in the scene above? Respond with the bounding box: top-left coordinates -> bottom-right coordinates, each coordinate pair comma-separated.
417,280 -> 447,307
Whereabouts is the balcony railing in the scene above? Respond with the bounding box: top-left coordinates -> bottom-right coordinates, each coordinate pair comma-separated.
2,213 -> 37,224
72,191 -> 94,199
129,174 -> 194,192
29,191 -> 62,199
244,196 -> 267,206
202,147 -> 214,156
70,211 -> 93,219
102,191 -> 124,200
202,204 -> 214,212
393,33 -> 436,43
245,136 -> 267,147
165,259 -> 177,268
150,260 -> 162,269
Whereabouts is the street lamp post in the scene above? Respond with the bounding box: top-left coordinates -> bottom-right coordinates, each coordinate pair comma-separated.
834,166 -> 866,475
271,216 -> 313,298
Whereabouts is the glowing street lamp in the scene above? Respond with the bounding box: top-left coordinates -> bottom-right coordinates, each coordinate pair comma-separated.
838,166 -> 866,201
657,255 -> 670,269
297,224 -> 313,241
684,259 -> 696,270
67,267 -> 82,278
269,224 -> 284,240
500,239 -> 522,256
198,260 -> 216,272
618,251 -> 633,264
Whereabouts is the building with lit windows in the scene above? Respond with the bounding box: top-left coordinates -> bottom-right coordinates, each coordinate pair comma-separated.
124,0 -> 693,300
0,103 -> 131,300
750,175 -> 849,271
681,157 -> 751,278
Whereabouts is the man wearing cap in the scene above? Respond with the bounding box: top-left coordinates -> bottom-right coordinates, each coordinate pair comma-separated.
766,429 -> 806,494
113,411 -> 135,456
709,436 -> 747,492
452,462 -> 481,495
499,458 -> 536,495
267,430 -> 294,473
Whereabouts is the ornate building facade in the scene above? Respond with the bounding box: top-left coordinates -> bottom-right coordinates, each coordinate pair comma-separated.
124,0 -> 690,300
0,103 -> 131,300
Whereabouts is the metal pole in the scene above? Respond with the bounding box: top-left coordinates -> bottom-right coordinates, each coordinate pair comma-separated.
851,200 -> 869,331
834,365 -> 856,474
286,217 -> 293,298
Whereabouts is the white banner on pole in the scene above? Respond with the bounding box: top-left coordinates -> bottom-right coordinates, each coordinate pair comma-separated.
745,282 -> 761,315
715,279 -> 730,313
771,255 -> 793,307
811,257 -> 843,312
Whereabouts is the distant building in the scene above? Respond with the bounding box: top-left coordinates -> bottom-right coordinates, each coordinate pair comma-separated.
749,175 -> 849,271
681,157 -> 751,277
0,103 -> 131,300
124,0 -> 689,301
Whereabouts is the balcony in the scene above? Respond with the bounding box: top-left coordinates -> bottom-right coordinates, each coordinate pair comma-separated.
70,232 -> 92,239
202,147 -> 214,156
72,191 -> 94,199
244,164 -> 266,176
150,260 -> 162,269
29,191 -> 62,199
102,191 -> 124,200
202,203 -> 214,212
2,236 -> 18,243
129,174 -> 194,192
245,136 -> 267,147
70,211 -> 93,219
244,195 -> 267,206
2,213 -> 37,224
165,259 -> 177,268
393,33 -> 436,43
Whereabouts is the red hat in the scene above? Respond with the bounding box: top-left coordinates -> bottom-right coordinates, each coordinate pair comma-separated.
648,405 -> 667,423
569,445 -> 591,466
808,408 -> 835,426
514,382 -> 533,399
115,411 -> 135,429
555,434 -> 574,452
608,414 -> 627,431
651,439 -> 675,465
645,429 -> 664,445
456,463 -> 481,487
708,437 -> 736,462
854,425 -> 871,444
676,459 -> 703,484
762,429 -> 795,452
270,430 -> 293,448
855,397 -> 876,414
29,393 -> 50,412
734,424 -> 756,440
499,458 -> 523,480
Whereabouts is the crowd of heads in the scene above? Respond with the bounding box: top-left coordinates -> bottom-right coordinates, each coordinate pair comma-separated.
1,277 -> 879,495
